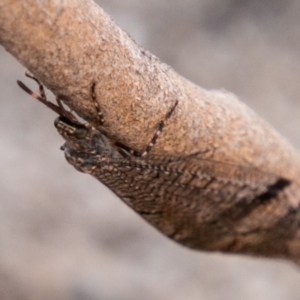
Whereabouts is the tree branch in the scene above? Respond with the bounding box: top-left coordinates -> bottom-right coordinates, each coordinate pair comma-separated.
1,0 -> 300,264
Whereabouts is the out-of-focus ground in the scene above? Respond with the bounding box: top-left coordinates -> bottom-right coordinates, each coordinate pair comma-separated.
1,1 -> 300,299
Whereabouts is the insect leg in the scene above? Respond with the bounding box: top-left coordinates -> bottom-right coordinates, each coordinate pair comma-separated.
139,100 -> 178,157
91,82 -> 105,125
116,100 -> 178,157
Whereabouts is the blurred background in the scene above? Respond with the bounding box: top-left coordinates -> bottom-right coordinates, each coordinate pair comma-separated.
1,0 -> 300,299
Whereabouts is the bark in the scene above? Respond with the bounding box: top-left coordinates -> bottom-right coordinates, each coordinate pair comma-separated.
1,0 -> 300,263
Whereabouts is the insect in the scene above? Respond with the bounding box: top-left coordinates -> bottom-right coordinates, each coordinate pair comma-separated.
17,73 -> 296,260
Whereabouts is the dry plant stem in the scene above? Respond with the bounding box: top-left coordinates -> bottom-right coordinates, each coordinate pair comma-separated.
1,0 -> 300,264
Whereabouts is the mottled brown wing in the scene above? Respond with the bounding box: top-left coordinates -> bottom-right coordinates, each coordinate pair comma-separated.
94,154 -> 299,259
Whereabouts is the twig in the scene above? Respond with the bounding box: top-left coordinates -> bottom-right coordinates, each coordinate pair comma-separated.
1,0 -> 300,264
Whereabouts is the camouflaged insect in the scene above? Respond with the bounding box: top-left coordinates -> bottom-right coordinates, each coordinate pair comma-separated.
18,73 -> 300,262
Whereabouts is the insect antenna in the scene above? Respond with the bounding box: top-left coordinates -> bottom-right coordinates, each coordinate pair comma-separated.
16,79 -> 79,124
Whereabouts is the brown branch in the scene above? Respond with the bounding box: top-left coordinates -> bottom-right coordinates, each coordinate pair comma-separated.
1,0 -> 300,264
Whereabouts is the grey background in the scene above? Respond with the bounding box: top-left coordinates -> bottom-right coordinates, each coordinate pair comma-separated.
1,0 -> 300,299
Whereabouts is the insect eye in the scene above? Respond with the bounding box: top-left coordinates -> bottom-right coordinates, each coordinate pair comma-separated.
54,118 -> 60,128
74,128 -> 87,139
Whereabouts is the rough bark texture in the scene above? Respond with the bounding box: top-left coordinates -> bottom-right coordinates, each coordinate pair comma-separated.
1,0 -> 300,264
